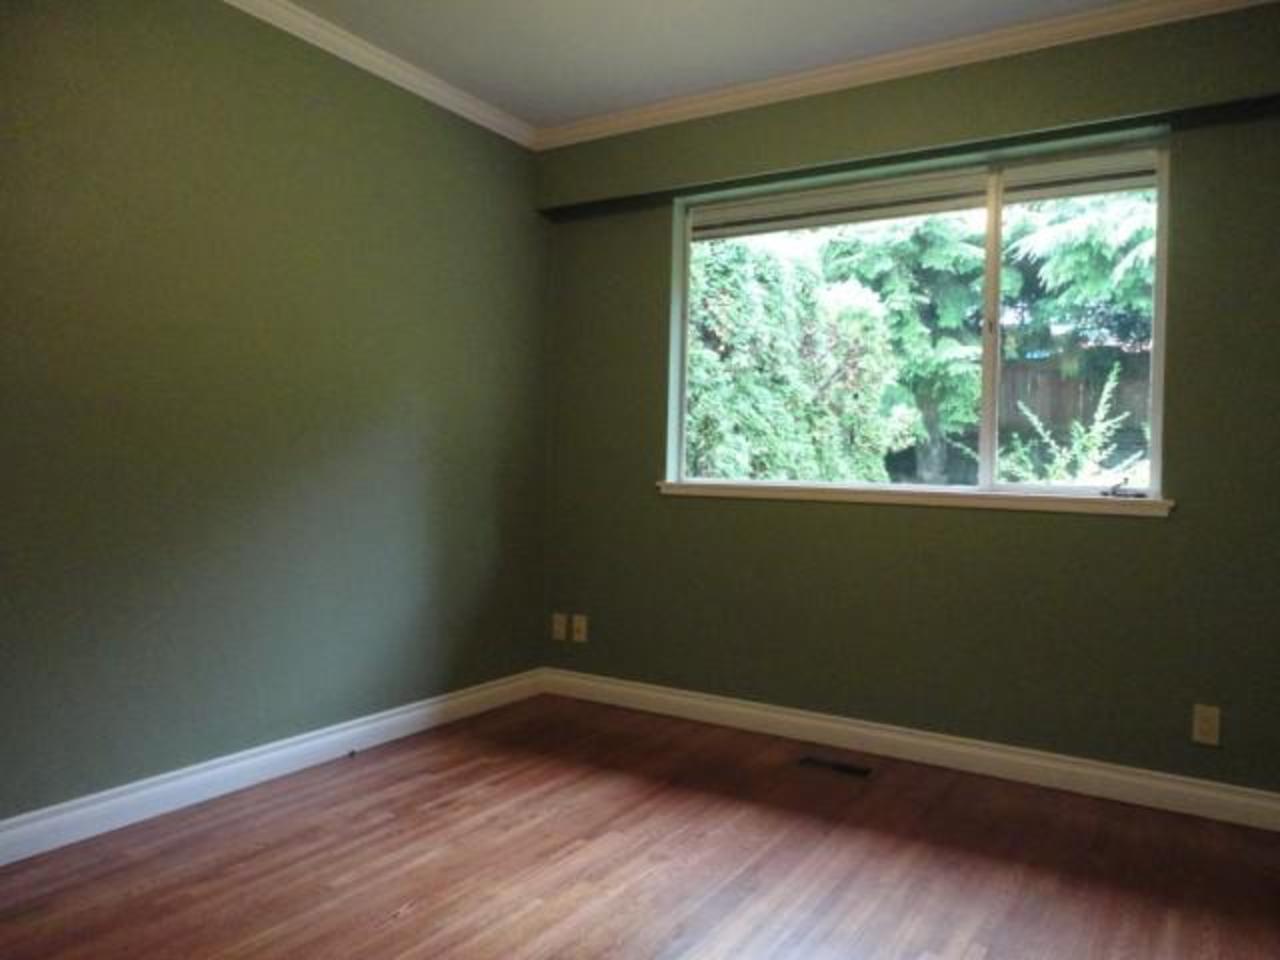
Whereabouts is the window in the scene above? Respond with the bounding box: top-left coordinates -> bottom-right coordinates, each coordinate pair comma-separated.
664,145 -> 1171,516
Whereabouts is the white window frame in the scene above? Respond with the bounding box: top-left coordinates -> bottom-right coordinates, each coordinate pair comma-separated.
661,143 -> 1174,518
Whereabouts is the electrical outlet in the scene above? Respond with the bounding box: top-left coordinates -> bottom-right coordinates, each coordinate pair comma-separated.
550,612 -> 568,642
571,614 -> 589,644
1191,703 -> 1221,747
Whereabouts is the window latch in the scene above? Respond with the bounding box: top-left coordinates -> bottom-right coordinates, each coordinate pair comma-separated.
1101,477 -> 1147,499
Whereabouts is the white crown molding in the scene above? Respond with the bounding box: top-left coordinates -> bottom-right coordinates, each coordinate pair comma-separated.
222,0 -> 1269,152
220,0 -> 535,146
0,670 -> 543,867
532,0 -> 1274,149
5,666 -> 1276,867
538,669 -> 1280,832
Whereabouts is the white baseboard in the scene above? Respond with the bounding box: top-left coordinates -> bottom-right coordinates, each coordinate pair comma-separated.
0,670 -> 542,867
537,668 -> 1280,833
5,666 -> 1275,867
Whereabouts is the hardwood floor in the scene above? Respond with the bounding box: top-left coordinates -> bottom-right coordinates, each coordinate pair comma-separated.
2,695 -> 1277,959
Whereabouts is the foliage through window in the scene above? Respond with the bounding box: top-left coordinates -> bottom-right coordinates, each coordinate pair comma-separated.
674,148 -> 1164,498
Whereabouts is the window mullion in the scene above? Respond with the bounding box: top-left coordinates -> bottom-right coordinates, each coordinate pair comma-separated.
977,170 -> 1004,489
672,203 -> 693,483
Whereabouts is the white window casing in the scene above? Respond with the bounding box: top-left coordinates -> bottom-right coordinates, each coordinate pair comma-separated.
665,142 -> 1173,518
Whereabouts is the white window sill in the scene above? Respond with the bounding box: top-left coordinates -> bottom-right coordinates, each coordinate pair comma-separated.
657,481 -> 1174,518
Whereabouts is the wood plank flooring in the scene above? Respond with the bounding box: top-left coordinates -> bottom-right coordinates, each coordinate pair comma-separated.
2,695 -> 1277,959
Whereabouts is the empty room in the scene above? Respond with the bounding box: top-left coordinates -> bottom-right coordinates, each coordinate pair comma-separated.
3,1 -> 1279,957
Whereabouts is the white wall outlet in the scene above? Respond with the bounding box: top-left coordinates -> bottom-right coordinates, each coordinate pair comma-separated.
1191,703 -> 1221,747
550,612 -> 568,642
571,613 -> 589,644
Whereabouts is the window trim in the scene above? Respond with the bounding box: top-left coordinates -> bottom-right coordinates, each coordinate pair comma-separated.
664,141 -> 1174,518
657,480 -> 1174,517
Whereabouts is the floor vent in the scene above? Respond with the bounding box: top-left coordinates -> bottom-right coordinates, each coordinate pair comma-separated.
798,756 -> 873,778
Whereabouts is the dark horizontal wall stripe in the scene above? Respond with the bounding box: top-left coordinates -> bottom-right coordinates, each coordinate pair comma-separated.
0,0 -> 547,817
535,5 -> 1280,209
544,93 -> 1280,221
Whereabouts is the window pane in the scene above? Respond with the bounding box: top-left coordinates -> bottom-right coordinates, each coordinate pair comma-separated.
997,189 -> 1157,488
685,207 -> 986,485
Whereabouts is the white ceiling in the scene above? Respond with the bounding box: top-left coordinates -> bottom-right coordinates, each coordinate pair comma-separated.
292,0 -> 1135,127
236,0 -> 1264,145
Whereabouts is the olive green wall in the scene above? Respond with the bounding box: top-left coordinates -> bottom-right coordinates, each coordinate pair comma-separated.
4,2 -> 1278,822
1,1 -> 547,816
542,15 -> 1280,790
